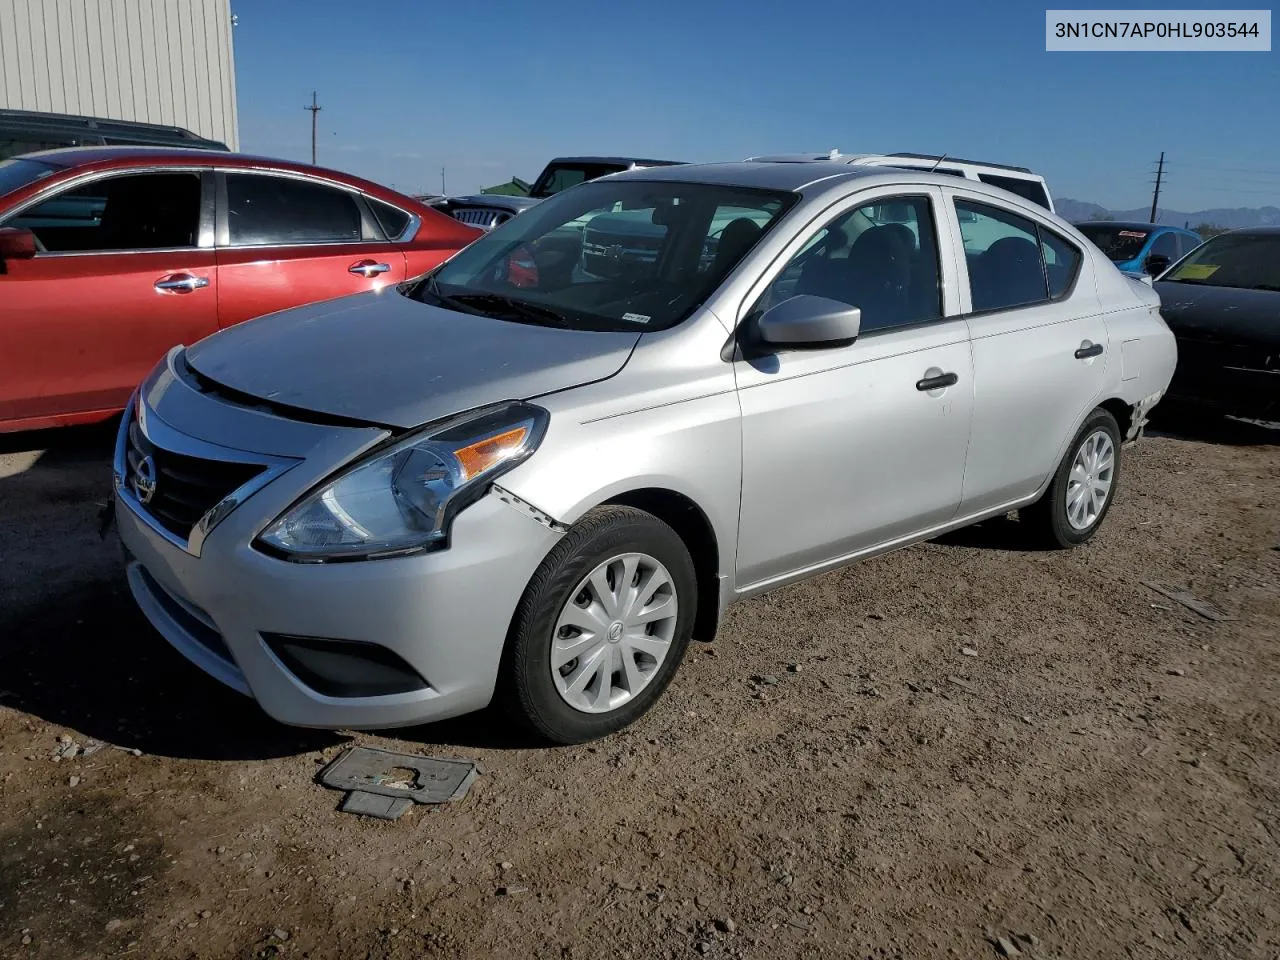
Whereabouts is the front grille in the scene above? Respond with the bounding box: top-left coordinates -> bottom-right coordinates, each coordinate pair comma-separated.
126,416 -> 265,541
451,206 -> 514,231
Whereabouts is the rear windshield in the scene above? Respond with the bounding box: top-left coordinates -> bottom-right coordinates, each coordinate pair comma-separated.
0,156 -> 59,198
1076,224 -> 1150,262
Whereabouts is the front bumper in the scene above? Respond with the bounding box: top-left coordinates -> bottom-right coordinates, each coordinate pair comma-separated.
115,362 -> 562,730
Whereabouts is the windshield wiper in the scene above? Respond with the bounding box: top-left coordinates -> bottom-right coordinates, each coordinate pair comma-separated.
446,293 -> 574,328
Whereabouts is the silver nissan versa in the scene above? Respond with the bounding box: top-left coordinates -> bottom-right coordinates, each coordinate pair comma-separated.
114,161 -> 1177,744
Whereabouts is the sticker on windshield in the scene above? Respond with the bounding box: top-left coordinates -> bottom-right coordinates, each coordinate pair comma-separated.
621,312 -> 652,324
1118,230 -> 1146,238
1171,263 -> 1220,281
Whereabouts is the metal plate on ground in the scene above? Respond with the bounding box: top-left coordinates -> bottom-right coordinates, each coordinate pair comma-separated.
319,746 -> 478,805
340,791 -> 414,820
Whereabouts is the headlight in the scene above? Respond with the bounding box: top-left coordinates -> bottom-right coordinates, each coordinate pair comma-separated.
257,402 -> 548,561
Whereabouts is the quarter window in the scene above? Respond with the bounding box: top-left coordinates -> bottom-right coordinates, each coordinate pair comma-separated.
8,172 -> 202,252
226,174 -> 363,246
1039,228 -> 1081,298
757,195 -> 943,333
956,199 -> 1081,310
368,198 -> 412,240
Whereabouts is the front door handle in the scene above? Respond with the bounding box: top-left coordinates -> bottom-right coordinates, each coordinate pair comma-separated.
1075,341 -> 1104,359
916,371 -> 959,391
349,260 -> 391,278
154,273 -> 210,293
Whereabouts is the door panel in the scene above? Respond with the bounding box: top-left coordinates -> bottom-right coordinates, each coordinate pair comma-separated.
735,323 -> 974,587
0,169 -> 216,428
941,190 -> 1110,514
214,243 -> 408,328
962,306 -> 1109,512
215,172 -> 409,328
0,252 -> 219,425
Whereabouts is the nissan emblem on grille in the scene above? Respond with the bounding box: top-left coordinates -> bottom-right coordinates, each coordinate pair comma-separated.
133,455 -> 158,504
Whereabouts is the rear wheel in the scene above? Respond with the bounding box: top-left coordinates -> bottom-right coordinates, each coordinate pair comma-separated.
501,506 -> 697,744
1021,407 -> 1122,549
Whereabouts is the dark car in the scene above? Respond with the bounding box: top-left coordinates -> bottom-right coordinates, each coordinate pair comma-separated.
429,156 -> 685,232
1154,227 -> 1280,421
0,108 -> 228,161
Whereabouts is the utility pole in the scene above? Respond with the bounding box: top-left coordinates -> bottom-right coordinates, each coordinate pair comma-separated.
305,92 -> 321,165
1149,151 -> 1165,223
441,167 -> 446,195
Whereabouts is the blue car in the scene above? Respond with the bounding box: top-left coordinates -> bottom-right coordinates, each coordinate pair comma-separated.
1074,221 -> 1202,277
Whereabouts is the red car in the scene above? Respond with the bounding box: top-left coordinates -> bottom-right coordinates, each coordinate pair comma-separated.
0,147 -> 480,432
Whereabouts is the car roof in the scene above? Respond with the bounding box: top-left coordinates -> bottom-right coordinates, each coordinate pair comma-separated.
1225,225 -> 1280,236
23,144 -> 295,167
745,151 -> 1036,176
546,156 -> 685,167
9,146 -> 426,207
1075,220 -> 1190,232
0,107 -> 226,145
606,160 -> 993,194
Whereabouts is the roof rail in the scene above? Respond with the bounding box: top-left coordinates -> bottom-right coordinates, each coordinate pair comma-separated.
885,152 -> 1034,174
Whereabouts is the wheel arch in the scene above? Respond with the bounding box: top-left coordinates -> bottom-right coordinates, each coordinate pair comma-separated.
599,487 -> 723,645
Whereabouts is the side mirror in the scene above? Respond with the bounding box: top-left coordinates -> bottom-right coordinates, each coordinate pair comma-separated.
0,226 -> 37,260
1143,253 -> 1170,277
757,294 -> 862,347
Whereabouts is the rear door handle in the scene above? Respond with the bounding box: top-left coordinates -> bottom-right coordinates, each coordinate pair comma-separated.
349,260 -> 391,278
1075,341 -> 1104,359
154,273 -> 209,293
916,371 -> 959,391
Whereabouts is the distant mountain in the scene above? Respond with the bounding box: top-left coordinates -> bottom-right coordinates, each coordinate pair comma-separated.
1056,197 -> 1280,230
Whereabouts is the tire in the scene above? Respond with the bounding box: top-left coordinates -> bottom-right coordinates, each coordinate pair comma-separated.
501,505 -> 698,745
1021,407 -> 1122,549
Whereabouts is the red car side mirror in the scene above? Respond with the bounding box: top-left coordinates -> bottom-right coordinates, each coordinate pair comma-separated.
0,226 -> 38,260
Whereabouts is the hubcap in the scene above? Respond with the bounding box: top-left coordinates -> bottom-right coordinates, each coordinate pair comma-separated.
550,553 -> 679,714
1065,429 -> 1115,531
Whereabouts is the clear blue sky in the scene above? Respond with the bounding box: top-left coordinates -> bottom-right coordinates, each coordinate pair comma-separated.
231,0 -> 1279,212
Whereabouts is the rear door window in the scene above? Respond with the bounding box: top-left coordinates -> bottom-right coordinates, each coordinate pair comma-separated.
225,174 -> 364,246
953,198 -> 1079,311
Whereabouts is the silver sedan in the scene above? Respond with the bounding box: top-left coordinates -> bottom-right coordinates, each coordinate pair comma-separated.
114,161 -> 1177,744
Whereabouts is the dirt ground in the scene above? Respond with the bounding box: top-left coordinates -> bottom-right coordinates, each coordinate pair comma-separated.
1,415 -> 1277,960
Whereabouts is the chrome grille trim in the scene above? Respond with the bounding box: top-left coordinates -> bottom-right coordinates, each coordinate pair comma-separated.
113,387 -> 300,558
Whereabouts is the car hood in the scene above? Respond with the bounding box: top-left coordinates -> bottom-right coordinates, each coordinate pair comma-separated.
1153,281 -> 1280,347
184,290 -> 641,429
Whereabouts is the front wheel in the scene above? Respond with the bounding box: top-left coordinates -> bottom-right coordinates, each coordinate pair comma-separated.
501,506 -> 697,744
1021,407 -> 1122,549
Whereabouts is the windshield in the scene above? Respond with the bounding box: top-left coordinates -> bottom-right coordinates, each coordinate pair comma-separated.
406,179 -> 795,332
1076,224 -> 1150,262
0,156 -> 59,199
1162,233 -> 1280,291
529,163 -> 631,199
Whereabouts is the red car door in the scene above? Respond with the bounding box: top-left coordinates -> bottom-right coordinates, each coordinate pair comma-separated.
214,172 -> 409,328
0,169 -> 218,430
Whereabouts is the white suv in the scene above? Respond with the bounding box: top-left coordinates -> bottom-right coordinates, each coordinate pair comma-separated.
746,150 -> 1055,213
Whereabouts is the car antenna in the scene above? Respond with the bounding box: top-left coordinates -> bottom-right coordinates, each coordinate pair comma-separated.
929,153 -> 949,171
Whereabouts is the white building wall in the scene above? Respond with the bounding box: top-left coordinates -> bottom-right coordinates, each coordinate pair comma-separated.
0,0 -> 239,148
